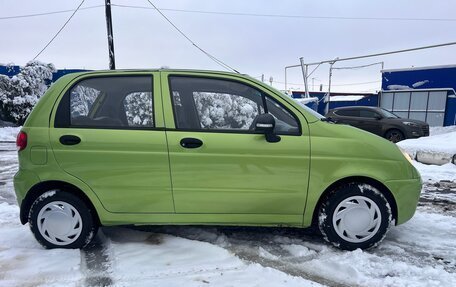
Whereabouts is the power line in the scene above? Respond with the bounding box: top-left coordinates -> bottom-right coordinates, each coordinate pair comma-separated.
111,4 -> 456,22
144,0 -> 239,73
3,3 -> 456,23
332,80 -> 381,86
332,62 -> 384,70
33,0 -> 85,60
0,5 -> 103,20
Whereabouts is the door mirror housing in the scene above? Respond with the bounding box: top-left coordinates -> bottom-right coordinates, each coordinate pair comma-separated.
375,115 -> 382,120
254,114 -> 281,143
254,113 -> 275,133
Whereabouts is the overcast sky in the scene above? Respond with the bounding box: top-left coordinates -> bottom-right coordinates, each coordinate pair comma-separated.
1,0 -> 456,93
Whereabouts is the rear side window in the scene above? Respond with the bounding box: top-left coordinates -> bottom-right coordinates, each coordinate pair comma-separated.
334,109 -> 359,117
169,76 -> 300,135
55,76 -> 154,128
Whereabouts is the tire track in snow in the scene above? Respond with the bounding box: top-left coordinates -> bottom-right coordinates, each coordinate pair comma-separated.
80,229 -> 114,287
148,225 -> 347,287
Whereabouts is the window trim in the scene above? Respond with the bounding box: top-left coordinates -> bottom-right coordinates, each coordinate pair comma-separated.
54,75 -> 156,130
167,75 -> 302,136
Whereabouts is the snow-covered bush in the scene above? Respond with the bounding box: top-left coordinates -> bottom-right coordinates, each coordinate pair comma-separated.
70,85 -> 100,118
0,61 -> 55,125
193,92 -> 259,129
124,92 -> 153,126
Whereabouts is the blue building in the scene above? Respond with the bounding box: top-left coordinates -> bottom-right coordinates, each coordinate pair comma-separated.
291,91 -> 378,115
381,65 -> 456,126
0,65 -> 88,82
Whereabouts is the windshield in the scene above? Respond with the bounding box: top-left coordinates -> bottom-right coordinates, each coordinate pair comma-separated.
249,77 -> 325,121
379,108 -> 399,119
276,91 -> 325,120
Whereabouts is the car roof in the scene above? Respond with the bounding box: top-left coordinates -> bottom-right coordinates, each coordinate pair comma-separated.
332,106 -> 380,111
68,68 -> 247,77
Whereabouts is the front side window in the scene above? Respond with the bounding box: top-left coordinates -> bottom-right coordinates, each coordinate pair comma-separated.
58,76 -> 154,128
169,76 -> 299,135
193,92 -> 261,130
359,110 -> 379,118
335,109 -> 359,117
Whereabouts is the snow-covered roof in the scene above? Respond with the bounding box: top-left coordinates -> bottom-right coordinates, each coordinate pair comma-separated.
382,64 -> 456,73
293,97 -> 319,105
330,95 -> 365,102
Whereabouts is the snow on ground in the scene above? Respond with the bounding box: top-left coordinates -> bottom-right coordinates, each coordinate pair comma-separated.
398,126 -> 456,183
0,203 -> 83,287
412,161 -> 456,183
1,127 -> 456,286
398,126 -> 456,157
0,127 -> 20,142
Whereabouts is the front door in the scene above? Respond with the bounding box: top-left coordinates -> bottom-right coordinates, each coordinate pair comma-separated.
357,109 -> 383,136
50,74 -> 174,213
162,73 -> 310,222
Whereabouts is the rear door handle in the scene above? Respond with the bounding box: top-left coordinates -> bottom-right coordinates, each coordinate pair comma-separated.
60,135 -> 81,145
180,137 -> 203,149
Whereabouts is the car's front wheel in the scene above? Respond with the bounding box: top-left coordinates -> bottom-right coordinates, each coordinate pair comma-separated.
385,129 -> 404,143
318,183 -> 392,250
28,190 -> 98,249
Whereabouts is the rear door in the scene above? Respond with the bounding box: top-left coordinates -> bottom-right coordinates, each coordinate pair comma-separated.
50,73 -> 174,213
161,72 -> 310,224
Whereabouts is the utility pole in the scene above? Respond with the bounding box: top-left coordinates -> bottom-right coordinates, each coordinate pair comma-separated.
105,0 -> 116,70
299,57 -> 310,98
326,61 -> 336,115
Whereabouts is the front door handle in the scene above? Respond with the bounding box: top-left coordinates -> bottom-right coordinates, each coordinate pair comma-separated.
60,135 -> 81,145
180,137 -> 203,149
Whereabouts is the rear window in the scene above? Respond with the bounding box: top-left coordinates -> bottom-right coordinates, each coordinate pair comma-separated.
55,76 -> 154,128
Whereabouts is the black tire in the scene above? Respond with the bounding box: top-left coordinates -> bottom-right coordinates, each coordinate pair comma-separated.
385,129 -> 404,143
28,190 -> 98,249
318,183 -> 392,250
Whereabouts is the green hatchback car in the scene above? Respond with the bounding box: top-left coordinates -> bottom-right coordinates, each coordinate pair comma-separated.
14,69 -> 421,250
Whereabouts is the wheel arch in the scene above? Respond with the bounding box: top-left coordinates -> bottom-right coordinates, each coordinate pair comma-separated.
384,127 -> 405,138
20,180 -> 100,226
311,176 -> 398,227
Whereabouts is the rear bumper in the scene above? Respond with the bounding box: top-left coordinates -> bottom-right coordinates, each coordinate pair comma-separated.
385,177 -> 422,225
13,169 -> 40,208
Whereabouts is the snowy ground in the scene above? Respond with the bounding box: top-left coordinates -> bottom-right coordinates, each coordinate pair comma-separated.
0,126 -> 20,142
0,129 -> 456,286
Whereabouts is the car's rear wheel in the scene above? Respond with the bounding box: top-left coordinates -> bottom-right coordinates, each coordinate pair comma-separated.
28,190 -> 98,249
385,129 -> 404,143
318,183 -> 392,250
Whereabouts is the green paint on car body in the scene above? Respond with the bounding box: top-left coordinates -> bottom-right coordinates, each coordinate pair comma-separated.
14,69 -> 421,249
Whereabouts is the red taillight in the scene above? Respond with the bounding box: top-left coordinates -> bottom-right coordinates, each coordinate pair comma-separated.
16,131 -> 27,151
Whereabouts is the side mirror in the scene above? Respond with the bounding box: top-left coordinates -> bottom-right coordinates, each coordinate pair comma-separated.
254,114 -> 281,143
375,115 -> 382,120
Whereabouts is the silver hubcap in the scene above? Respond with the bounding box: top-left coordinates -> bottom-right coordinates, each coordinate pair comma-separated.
37,201 -> 83,245
332,196 -> 381,243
